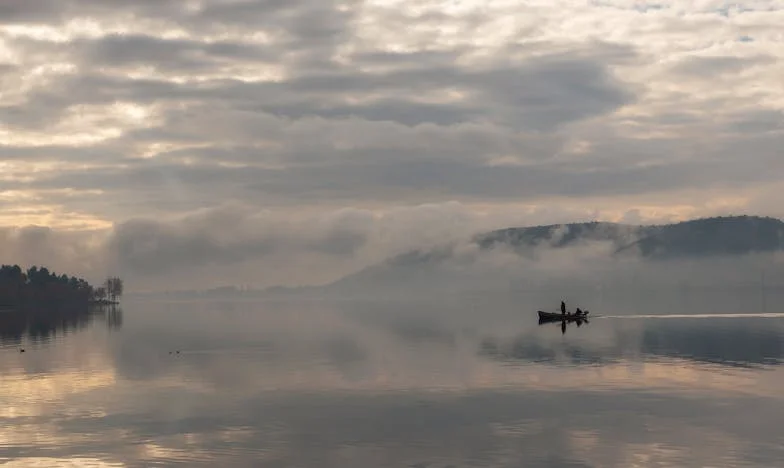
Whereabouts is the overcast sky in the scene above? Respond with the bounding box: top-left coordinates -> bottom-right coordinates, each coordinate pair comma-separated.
1,1 -> 783,290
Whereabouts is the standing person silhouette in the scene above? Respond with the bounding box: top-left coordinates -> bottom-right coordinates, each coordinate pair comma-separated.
561,301 -> 566,315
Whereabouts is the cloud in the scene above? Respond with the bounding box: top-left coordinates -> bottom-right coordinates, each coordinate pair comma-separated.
2,0 -> 784,287
0,225 -> 108,275
73,34 -> 278,73
671,54 -> 775,77
0,200 -> 622,290
4,195 -> 784,292
106,203 -> 376,276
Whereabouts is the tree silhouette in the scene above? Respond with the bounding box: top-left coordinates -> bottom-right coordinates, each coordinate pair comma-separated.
93,287 -> 107,301
0,264 -> 123,309
104,276 -> 124,302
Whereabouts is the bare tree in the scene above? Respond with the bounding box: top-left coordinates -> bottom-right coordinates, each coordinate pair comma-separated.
113,277 -> 124,300
104,276 -> 124,302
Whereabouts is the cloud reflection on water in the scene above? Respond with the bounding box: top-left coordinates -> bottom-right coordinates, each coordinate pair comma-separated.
1,297 -> 783,467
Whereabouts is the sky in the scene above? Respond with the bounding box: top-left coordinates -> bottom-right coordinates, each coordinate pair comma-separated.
1,0 -> 783,290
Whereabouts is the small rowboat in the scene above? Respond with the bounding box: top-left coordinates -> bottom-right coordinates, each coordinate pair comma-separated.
537,310 -> 589,322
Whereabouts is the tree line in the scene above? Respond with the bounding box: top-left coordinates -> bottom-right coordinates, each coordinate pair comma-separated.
91,276 -> 124,303
0,264 -> 123,308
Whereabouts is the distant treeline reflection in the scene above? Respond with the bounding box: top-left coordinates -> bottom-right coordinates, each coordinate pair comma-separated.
479,319 -> 784,368
0,303 -> 122,344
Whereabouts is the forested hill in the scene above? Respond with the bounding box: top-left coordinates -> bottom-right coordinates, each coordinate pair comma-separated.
322,215 -> 784,293
475,215 -> 784,259
0,265 -> 123,309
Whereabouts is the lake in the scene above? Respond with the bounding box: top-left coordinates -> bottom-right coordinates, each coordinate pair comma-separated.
2,292 -> 784,467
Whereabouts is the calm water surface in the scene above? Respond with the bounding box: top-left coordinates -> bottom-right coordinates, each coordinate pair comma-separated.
2,293 -> 784,467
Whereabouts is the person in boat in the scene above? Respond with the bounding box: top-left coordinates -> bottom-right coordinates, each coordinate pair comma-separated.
574,308 -> 589,318
560,301 -> 566,315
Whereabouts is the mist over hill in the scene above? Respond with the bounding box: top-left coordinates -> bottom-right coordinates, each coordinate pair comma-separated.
476,215 -> 784,258
324,216 -> 784,298
133,216 -> 784,300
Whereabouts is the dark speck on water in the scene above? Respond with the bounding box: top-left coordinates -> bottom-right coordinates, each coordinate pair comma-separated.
2,292 -> 784,467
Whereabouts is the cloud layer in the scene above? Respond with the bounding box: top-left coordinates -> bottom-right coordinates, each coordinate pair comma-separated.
1,1 -> 783,288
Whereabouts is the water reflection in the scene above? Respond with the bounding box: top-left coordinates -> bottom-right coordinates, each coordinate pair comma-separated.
638,319 -> 783,367
0,304 -> 123,347
482,316 -> 784,369
1,297 -> 783,467
537,315 -> 590,335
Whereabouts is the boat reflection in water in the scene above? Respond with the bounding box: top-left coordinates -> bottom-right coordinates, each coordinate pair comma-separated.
537,310 -> 589,334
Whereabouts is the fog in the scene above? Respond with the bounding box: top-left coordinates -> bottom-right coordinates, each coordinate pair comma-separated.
1,201 -> 781,296
0,201 -> 600,290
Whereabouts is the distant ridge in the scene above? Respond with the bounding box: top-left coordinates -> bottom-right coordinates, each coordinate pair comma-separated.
475,215 -> 784,259
324,215 -> 784,293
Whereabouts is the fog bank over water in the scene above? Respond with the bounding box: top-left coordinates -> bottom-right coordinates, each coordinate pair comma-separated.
2,202 -> 552,291
320,240 -> 784,301
4,211 -> 784,295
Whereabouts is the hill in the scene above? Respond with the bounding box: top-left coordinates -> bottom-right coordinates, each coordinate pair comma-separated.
476,215 -> 784,259
322,215 -> 784,295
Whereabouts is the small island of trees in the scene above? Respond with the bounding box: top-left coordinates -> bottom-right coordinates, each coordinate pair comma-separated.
0,265 -> 124,345
91,276 -> 125,305
0,264 -> 124,309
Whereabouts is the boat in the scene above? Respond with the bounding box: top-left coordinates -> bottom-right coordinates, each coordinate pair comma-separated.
537,310 -> 589,322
